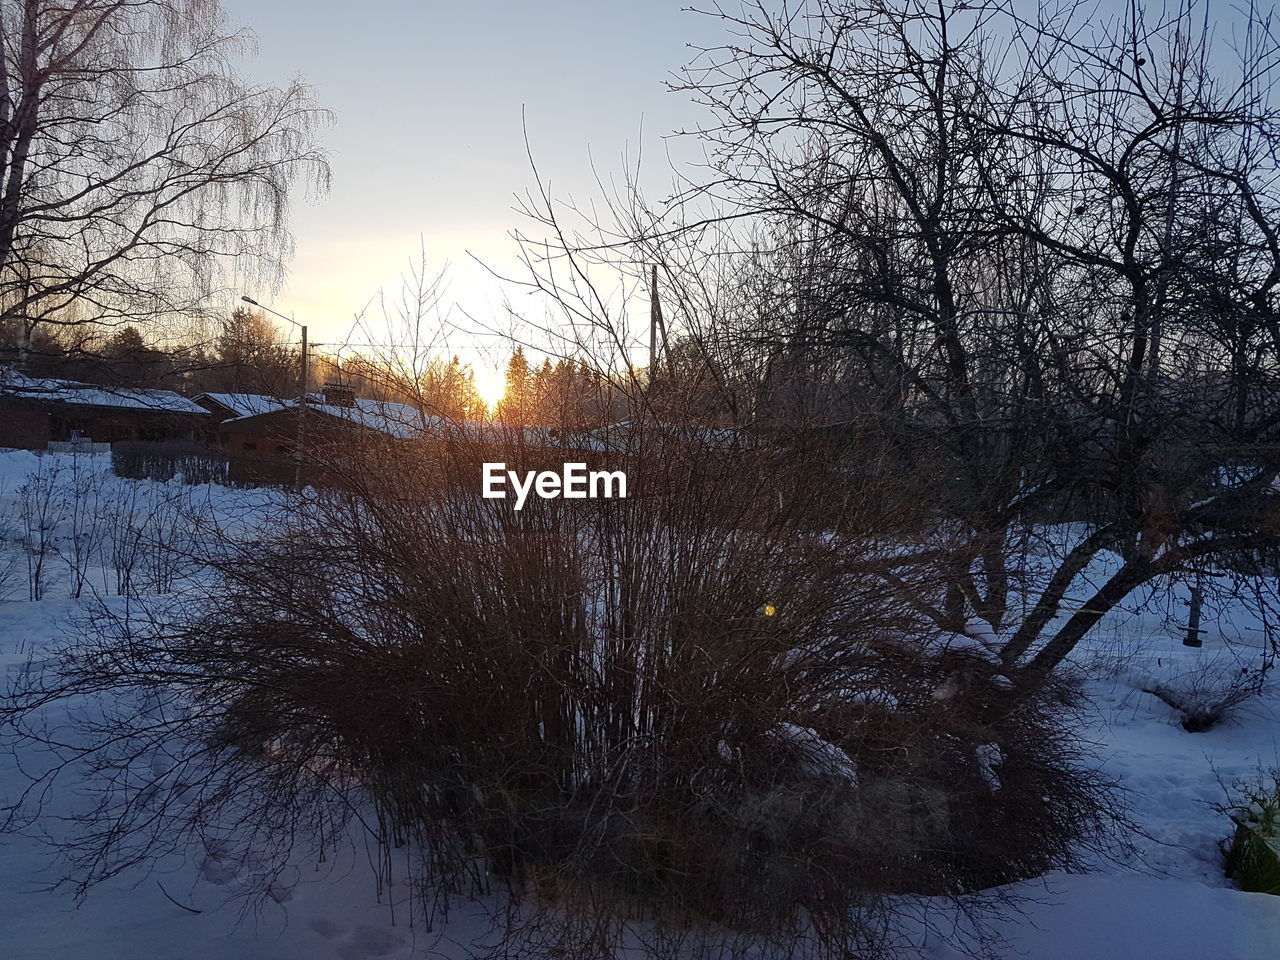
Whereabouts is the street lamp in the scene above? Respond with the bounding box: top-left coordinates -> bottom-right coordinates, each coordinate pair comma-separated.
241,295 -> 308,489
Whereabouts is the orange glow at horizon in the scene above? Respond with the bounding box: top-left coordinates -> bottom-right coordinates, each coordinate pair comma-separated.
474,367 -> 505,415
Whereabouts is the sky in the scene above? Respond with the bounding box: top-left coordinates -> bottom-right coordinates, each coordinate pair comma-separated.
217,0 -> 723,364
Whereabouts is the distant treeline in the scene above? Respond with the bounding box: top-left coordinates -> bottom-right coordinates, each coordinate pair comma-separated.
0,309 -> 631,427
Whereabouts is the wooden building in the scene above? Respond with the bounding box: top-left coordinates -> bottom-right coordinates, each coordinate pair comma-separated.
213,387 -> 613,489
0,367 -> 210,450
216,391 -> 428,486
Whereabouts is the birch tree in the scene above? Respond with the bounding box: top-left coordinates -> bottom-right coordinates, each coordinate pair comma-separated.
0,0 -> 329,362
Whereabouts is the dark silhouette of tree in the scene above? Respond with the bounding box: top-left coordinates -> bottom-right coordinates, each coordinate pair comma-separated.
213,307 -> 298,395
0,0 -> 329,365
419,355 -> 484,421
97,326 -> 173,387
497,346 -> 531,424
509,0 -> 1280,690
664,0 -> 1280,684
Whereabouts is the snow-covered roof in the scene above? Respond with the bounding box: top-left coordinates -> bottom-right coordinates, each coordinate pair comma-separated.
221,396 -> 434,439
218,393 -> 609,448
302,397 -> 428,440
195,392 -> 291,419
0,366 -> 208,415
425,419 -> 607,450
589,420 -> 751,451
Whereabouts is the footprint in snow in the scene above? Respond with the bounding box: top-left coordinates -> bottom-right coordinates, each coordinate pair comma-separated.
199,857 -> 239,885
332,924 -> 405,959
352,925 -> 405,956
308,916 -> 348,940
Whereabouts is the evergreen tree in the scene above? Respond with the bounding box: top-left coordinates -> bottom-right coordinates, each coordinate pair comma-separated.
498,347 -> 531,423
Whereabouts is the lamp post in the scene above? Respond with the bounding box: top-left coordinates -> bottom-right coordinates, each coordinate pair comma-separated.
241,295 -> 308,489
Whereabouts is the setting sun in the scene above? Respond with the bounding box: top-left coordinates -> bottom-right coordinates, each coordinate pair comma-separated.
474,367 -> 505,414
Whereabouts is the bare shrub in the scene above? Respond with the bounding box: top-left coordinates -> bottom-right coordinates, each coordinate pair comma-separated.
2,426 -> 1117,959
0,480 -> 24,601
136,484 -> 197,595
111,442 -> 230,487
1220,770 -> 1280,894
1134,661 -> 1269,733
104,483 -> 148,597
54,454 -> 111,599
18,457 -> 66,601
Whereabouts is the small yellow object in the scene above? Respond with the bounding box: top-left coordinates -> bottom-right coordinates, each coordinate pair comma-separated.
763,604 -> 777,617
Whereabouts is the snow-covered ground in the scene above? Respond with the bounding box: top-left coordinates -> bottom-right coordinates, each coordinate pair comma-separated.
1,450 -> 1277,958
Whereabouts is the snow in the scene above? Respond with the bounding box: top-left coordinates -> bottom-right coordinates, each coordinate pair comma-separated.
299,396 -> 427,439
0,449 -> 1277,958
938,616 -> 1003,662
849,687 -> 901,709
199,391 -> 427,430
200,388 -> 609,450
975,743 -> 1003,791
0,366 -> 208,415
216,396 -> 606,449
926,873 -> 1280,960
963,615 -> 997,644
195,392 -> 291,418
219,396 -> 430,439
769,722 -> 859,782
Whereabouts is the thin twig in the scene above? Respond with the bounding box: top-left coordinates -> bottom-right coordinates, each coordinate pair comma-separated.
156,880 -> 202,915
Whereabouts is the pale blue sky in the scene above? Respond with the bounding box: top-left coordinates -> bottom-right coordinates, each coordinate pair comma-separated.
219,0 -> 720,355
217,0 -> 1234,365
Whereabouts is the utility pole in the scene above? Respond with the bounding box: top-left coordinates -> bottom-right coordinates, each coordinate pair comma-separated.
296,322 -> 308,490
242,295 -> 307,490
649,264 -> 666,374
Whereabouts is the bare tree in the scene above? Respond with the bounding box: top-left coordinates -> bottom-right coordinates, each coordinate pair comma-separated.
0,0 -> 329,363
595,0 -> 1280,689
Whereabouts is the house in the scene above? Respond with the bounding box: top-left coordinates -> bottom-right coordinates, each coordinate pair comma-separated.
194,392 -> 293,421
211,383 -> 621,488
0,366 -> 210,451
192,392 -> 294,446
214,385 -> 434,485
